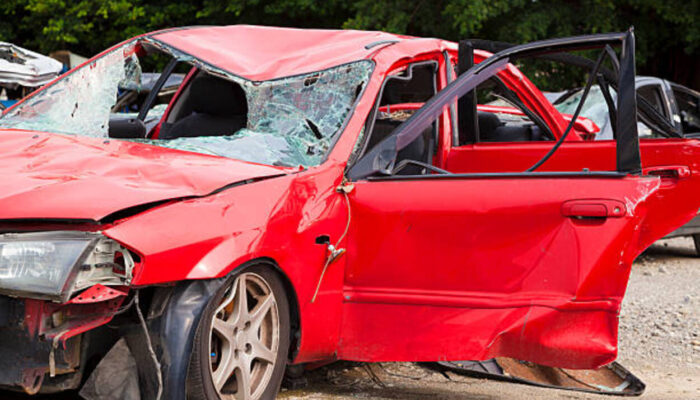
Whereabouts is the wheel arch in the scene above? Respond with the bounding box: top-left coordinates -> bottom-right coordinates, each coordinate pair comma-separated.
141,256 -> 302,400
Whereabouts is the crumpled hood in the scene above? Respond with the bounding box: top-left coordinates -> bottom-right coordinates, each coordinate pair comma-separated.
0,130 -> 289,221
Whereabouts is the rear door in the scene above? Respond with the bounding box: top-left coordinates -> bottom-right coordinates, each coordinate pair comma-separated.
442,43 -> 700,246
338,32 -> 699,369
341,173 -> 658,369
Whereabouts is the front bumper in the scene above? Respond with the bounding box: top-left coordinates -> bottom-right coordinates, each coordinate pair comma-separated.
0,296 -> 81,394
0,289 -> 126,394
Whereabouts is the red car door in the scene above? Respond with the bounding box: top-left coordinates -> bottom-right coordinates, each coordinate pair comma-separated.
338,31 -> 699,369
340,172 -> 658,369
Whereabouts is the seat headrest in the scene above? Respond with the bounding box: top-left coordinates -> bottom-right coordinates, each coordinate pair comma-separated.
477,111 -> 502,138
189,74 -> 248,117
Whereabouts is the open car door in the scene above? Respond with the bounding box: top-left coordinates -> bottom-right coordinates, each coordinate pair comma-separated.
338,30 -> 700,370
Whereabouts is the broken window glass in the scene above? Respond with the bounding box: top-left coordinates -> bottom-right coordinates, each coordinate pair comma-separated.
0,37 -> 373,167
0,42 -> 139,137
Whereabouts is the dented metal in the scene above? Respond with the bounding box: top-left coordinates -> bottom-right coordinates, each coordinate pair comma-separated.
0,26 -> 697,397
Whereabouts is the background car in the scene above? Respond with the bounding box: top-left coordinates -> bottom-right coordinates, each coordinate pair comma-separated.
553,77 -> 700,139
552,78 -> 700,253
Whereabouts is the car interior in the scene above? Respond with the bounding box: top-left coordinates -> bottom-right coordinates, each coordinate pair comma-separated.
471,78 -> 553,143
107,40 -> 251,141
158,72 -> 248,140
356,61 -> 556,176
360,62 -> 437,175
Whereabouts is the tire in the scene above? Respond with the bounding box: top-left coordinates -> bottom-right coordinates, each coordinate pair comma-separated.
187,265 -> 290,400
693,234 -> 700,256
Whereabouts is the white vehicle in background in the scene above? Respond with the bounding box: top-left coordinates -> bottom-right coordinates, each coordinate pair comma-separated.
0,42 -> 63,110
553,76 -> 700,139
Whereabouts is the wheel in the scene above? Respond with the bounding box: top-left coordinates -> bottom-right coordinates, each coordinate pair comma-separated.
693,234 -> 700,256
187,265 -> 290,400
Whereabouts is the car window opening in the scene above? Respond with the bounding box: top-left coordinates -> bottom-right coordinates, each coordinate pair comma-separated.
358,62 -> 438,175
671,85 -> 700,135
474,77 -> 554,143
526,47 -> 609,172
349,31 -> 643,180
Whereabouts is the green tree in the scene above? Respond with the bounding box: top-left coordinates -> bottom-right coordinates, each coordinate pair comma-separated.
344,0 -> 699,89
0,0 -> 697,89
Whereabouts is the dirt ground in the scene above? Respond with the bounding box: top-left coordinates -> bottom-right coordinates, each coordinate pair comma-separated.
4,238 -> 698,400
278,237 -> 699,400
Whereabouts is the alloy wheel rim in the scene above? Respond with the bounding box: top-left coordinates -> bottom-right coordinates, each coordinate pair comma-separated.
208,272 -> 280,400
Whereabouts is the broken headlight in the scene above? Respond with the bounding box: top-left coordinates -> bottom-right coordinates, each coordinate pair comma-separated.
0,231 -> 134,302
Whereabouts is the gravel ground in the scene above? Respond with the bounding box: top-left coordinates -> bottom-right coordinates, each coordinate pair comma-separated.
3,238 -> 698,399
279,237 -> 700,400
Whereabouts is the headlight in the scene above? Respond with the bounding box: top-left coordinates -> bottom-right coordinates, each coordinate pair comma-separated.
0,231 -> 134,302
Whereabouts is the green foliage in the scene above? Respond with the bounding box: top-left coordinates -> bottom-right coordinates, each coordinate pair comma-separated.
0,0 -> 697,89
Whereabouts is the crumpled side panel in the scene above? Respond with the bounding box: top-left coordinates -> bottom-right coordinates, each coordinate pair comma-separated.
339,175 -> 663,369
0,42 -> 138,137
338,303 -> 619,369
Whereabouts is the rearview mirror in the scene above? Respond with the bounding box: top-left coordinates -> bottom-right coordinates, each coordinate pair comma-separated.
108,118 -> 147,139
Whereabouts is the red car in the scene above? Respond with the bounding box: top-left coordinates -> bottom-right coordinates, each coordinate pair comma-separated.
0,26 -> 697,399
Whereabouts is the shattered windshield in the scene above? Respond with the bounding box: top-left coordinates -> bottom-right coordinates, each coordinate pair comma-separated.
0,40 -> 373,167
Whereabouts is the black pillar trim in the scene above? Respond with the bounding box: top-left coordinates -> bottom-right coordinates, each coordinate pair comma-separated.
458,40 -> 478,144
615,29 -> 642,174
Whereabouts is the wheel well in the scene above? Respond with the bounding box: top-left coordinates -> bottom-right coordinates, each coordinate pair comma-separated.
249,258 -> 302,362
139,257 -> 302,362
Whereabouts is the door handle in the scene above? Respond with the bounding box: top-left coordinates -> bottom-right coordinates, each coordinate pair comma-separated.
561,199 -> 626,219
643,165 -> 691,179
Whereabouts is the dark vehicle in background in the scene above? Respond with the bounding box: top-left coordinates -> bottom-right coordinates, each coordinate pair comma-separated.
553,78 -> 700,254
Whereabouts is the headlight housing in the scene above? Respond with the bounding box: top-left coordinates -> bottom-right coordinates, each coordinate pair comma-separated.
0,231 -> 134,302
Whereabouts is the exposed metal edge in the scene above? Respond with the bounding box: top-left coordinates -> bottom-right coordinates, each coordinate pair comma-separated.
436,359 -> 645,396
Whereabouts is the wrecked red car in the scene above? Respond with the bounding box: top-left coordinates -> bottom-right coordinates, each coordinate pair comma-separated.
0,26 -> 698,399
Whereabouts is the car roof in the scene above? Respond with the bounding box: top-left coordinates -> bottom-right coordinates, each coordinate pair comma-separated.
150,25 -> 412,81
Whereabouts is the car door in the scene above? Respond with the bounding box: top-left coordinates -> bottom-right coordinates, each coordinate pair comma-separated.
337,32 -> 700,369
